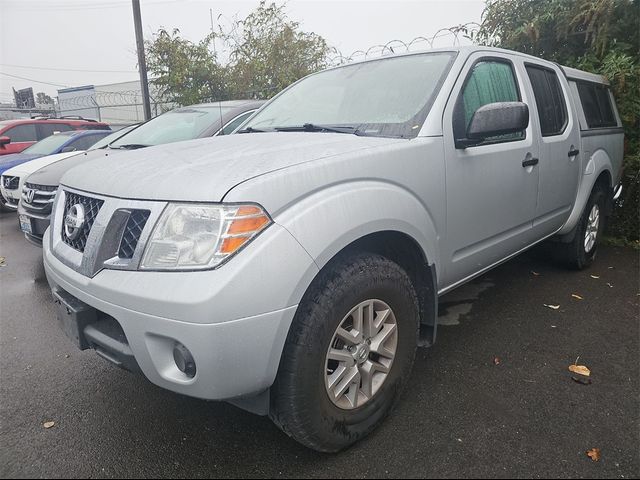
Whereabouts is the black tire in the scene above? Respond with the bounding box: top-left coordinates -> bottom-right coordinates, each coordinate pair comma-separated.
559,183 -> 607,270
269,252 -> 420,452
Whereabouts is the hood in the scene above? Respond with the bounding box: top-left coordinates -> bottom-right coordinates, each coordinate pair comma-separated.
2,151 -> 84,178
0,153 -> 41,175
61,133 -> 401,202
25,148 -> 116,186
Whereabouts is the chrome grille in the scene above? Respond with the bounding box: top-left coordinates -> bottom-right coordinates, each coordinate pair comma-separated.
118,210 -> 150,259
22,183 -> 57,213
61,192 -> 104,252
2,175 -> 19,190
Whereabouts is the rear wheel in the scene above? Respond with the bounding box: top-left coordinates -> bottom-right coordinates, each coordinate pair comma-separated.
269,252 -> 419,452
559,183 -> 607,269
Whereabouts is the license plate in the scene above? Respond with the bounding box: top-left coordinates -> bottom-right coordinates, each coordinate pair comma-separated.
19,214 -> 32,234
52,290 -> 96,350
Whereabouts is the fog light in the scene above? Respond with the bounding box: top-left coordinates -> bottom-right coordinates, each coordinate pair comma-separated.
173,343 -> 196,378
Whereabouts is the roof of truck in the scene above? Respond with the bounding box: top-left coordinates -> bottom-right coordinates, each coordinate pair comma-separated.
337,46 -> 609,86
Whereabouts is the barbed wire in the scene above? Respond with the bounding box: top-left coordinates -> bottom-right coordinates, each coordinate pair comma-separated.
326,23 -> 480,66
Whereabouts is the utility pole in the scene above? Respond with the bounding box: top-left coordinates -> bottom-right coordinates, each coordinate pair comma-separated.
132,0 -> 152,121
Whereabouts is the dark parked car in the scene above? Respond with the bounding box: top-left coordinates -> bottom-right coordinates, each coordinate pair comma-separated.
0,117 -> 110,156
18,100 -> 264,245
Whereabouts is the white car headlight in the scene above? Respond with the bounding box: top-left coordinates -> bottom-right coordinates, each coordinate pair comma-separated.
140,203 -> 271,270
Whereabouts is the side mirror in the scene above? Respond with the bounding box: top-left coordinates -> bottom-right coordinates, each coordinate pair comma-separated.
460,102 -> 529,148
60,146 -> 77,153
0,136 -> 10,147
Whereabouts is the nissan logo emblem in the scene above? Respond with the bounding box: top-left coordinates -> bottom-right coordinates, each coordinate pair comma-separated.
64,203 -> 86,241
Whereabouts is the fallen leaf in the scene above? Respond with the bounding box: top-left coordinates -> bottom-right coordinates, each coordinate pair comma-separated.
569,364 -> 591,376
572,294 -> 584,300
590,275 -> 600,279
531,271 -> 540,276
544,304 -> 560,310
572,376 -> 593,385
493,357 -> 501,365
606,283 -> 614,288
43,421 -> 55,429
0,256 -> 5,267
586,448 -> 601,462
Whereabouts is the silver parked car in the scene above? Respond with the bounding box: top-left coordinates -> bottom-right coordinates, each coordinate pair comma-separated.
42,47 -> 623,452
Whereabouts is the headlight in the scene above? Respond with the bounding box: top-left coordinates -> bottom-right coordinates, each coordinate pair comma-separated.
140,203 -> 271,270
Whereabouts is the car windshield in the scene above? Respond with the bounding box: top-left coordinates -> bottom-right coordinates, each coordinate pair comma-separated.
243,52 -> 456,138
109,106 -> 233,148
22,133 -> 72,155
89,124 -> 139,150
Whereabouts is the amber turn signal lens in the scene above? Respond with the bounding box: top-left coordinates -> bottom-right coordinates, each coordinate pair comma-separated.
236,205 -> 262,216
220,236 -> 250,254
227,215 -> 270,235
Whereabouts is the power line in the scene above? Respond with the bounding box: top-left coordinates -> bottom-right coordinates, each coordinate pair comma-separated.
0,72 -> 69,88
0,63 -> 137,74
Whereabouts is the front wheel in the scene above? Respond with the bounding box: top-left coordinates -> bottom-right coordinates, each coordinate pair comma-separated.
269,252 -> 419,452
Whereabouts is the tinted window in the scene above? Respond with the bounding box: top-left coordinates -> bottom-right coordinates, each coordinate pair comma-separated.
577,82 -> 617,128
220,110 -> 255,135
455,60 -> 523,143
526,65 -> 568,136
4,124 -> 38,142
69,134 -> 107,151
38,123 -> 73,138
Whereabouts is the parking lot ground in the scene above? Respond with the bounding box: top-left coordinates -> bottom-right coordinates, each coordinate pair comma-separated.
1,210 -> 639,479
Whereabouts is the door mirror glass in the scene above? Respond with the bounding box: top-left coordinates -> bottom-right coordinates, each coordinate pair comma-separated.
464,102 -> 529,146
0,136 -> 10,146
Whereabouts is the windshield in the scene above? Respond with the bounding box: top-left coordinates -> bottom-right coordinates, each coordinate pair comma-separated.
22,133 -> 71,155
89,124 -> 138,150
244,52 -> 456,138
110,106 -> 233,148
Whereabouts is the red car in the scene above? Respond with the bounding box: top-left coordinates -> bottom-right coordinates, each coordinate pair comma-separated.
0,117 -> 111,155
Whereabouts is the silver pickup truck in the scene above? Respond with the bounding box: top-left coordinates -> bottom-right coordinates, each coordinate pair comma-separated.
43,46 -> 623,452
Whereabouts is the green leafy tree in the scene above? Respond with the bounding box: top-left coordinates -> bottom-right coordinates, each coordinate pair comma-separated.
477,0 -> 640,243
219,1 -> 330,98
145,28 -> 228,106
36,92 -> 54,106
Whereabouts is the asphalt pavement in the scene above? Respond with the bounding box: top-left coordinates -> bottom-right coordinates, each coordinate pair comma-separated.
1,211 -> 638,478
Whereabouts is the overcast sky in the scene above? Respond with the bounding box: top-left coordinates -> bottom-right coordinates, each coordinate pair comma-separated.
0,0 -> 486,102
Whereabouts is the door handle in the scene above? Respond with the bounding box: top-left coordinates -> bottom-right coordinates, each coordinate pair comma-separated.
522,157 -> 539,168
568,149 -> 580,157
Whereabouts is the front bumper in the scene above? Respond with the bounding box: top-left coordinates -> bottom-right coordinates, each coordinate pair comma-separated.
0,186 -> 19,210
43,223 -> 318,402
17,201 -> 49,246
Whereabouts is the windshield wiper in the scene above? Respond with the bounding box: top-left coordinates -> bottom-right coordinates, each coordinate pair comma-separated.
114,144 -> 149,150
273,123 -> 361,135
237,126 -> 267,133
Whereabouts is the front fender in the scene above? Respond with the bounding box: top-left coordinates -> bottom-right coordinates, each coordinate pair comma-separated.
272,179 -> 439,273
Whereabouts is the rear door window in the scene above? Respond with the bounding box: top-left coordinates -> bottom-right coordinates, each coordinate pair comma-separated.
4,124 -> 38,142
38,123 -> 73,139
525,65 -> 568,136
576,82 -> 617,128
